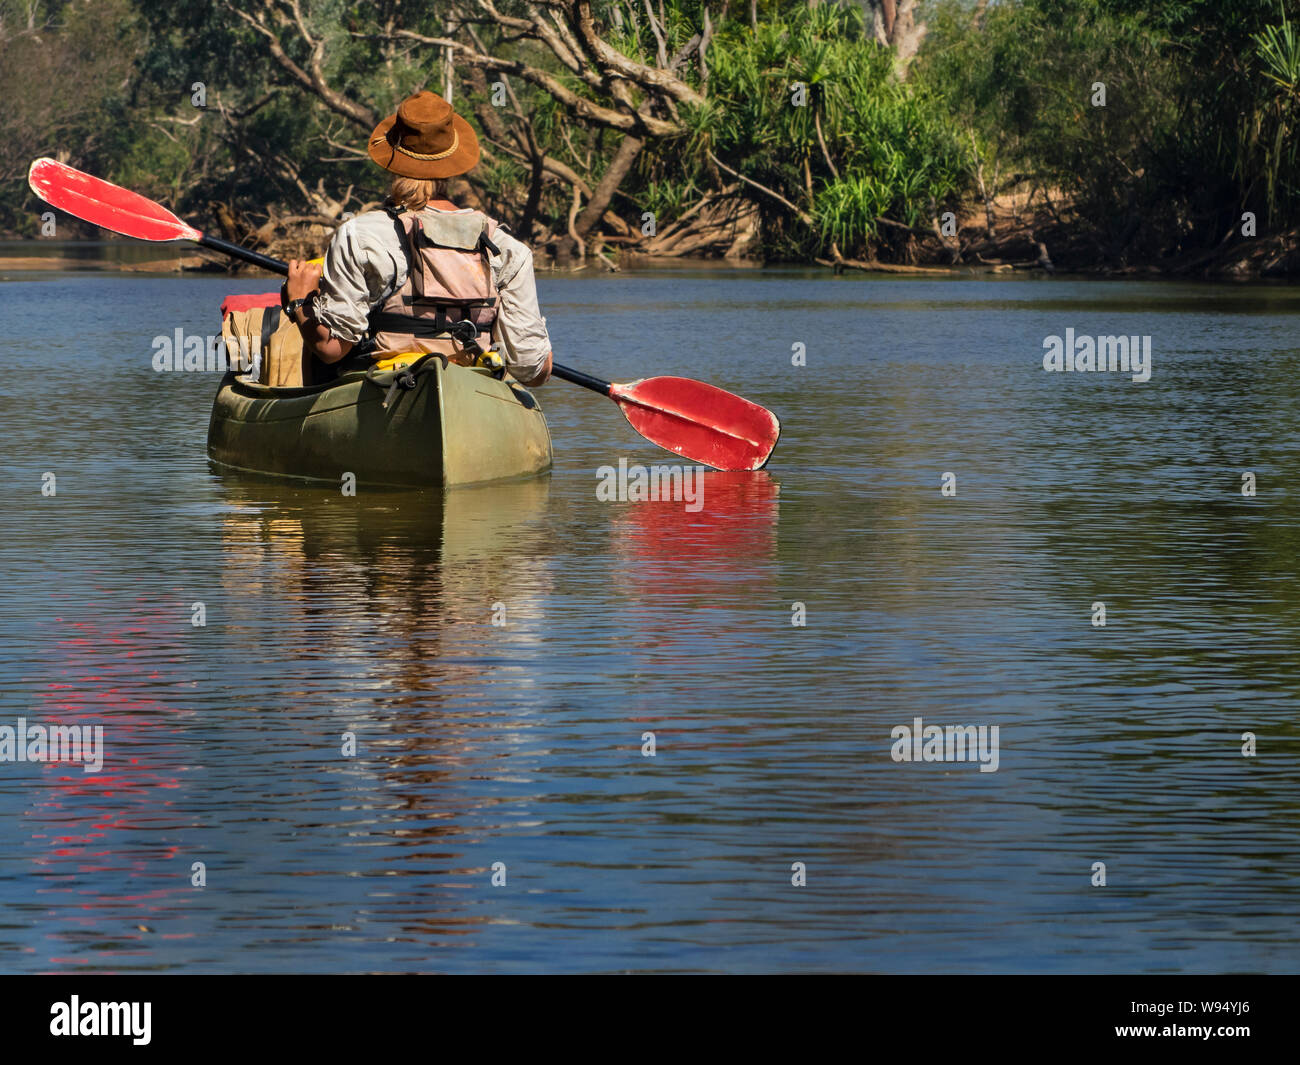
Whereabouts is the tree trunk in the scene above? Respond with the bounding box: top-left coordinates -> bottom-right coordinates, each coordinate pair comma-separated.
520,157 -> 545,239
891,1 -> 927,72
870,0 -> 926,78
555,134 -> 644,264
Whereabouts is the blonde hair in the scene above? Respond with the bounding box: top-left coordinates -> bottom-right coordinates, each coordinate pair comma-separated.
388,176 -> 449,211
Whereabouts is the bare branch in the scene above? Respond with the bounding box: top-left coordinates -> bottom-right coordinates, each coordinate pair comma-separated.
814,107 -> 839,179
643,0 -> 668,68
573,1 -> 706,107
709,151 -> 814,226
371,20 -> 675,135
224,0 -> 376,130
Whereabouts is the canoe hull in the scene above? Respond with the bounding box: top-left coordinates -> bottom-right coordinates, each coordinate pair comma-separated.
206,357 -> 552,488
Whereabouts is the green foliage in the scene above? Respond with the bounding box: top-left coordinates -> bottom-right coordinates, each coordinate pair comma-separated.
671,2 -> 971,257
1245,5 -> 1300,221
918,0 -> 1300,261
5,0 -> 1298,265
0,0 -> 145,233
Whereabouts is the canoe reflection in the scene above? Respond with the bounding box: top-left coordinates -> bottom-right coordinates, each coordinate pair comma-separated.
213,474 -> 557,891
215,473 -> 555,689
215,472 -> 552,563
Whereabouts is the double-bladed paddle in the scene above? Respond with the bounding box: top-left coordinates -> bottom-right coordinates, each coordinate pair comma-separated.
28,157 -> 780,471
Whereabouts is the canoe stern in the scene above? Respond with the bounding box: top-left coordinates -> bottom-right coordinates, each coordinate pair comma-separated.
206,358 -> 552,488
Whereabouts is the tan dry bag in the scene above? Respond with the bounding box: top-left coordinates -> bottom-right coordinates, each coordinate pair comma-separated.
220,303 -> 309,387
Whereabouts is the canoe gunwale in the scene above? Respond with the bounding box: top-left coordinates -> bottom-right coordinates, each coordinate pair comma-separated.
223,351 -> 462,402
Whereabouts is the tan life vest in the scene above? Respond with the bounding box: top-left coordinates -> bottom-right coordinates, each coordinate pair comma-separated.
368,206 -> 501,361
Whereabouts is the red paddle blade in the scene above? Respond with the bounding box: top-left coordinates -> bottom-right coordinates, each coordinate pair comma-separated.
27,157 -> 201,242
610,376 -> 780,471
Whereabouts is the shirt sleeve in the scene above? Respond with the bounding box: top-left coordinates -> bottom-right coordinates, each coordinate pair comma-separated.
311,216 -> 398,345
491,228 -> 551,382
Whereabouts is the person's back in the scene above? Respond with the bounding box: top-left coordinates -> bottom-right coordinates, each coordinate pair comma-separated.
369,198 -> 500,362
282,92 -> 553,387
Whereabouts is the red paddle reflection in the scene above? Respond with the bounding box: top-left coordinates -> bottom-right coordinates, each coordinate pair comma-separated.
608,471 -> 780,748
611,470 -> 779,578
25,604 -> 195,967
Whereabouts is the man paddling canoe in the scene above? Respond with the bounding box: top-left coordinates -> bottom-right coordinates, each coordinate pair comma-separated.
282,91 -> 553,386
28,151 -> 780,471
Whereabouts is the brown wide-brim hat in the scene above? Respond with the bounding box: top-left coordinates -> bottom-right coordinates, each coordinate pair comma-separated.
367,91 -> 480,179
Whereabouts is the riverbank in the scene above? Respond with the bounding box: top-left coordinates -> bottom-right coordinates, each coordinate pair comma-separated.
5,195 -> 1299,284
811,188 -> 1300,282
0,254 -> 212,273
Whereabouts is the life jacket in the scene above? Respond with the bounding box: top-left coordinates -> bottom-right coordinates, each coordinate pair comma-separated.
367,205 -> 501,360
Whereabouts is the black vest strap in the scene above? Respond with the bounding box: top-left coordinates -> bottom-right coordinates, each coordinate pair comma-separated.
259,305 -> 280,356
367,312 -> 486,351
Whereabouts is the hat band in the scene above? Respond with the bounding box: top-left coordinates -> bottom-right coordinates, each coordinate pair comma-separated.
387,129 -> 460,161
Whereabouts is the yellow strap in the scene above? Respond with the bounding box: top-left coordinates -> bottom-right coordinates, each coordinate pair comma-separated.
373,352 -> 422,372
373,350 -> 501,373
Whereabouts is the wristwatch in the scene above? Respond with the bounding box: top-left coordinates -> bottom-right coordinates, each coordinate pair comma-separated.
286,297 -> 310,321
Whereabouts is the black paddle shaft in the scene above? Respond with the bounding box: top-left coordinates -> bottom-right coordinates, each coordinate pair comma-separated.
549,363 -> 612,396
199,234 -> 289,276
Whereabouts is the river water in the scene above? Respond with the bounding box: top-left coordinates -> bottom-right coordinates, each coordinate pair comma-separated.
1,264 -> 1299,973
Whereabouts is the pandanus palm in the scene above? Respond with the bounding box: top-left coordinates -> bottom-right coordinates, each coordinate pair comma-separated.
1248,9 -> 1300,224
680,3 -> 969,259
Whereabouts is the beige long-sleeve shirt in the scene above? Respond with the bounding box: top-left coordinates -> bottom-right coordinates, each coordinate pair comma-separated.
310,206 -> 551,382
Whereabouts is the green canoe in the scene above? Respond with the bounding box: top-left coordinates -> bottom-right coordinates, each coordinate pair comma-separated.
206,355 -> 553,488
